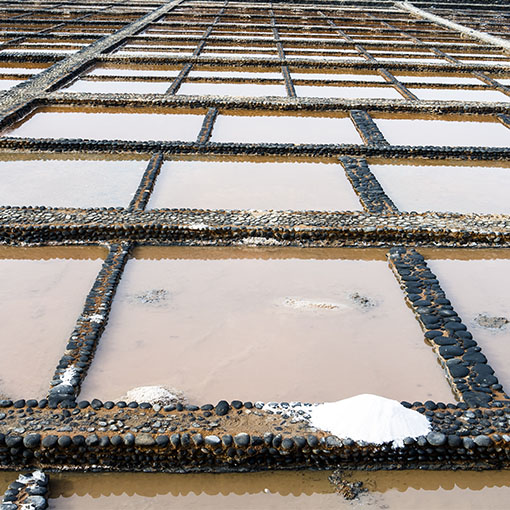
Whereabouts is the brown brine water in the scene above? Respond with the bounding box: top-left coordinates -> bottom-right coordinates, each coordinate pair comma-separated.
47,470 -> 510,509
0,158 -> 147,208
79,247 -> 454,404
148,160 -> 362,211
0,247 -> 105,400
369,163 -> 510,214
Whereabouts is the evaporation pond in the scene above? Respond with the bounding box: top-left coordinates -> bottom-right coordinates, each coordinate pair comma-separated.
0,158 -> 147,207
370,163 -> 510,214
3,111 -> 204,141
62,80 -> 171,94
374,118 -> 509,147
148,160 -> 362,210
426,253 -> 510,391
295,85 -> 402,99
177,82 -> 286,96
79,247 -> 453,404
0,247 -> 105,400
211,115 -> 362,144
409,88 -> 510,102
48,469 -> 510,510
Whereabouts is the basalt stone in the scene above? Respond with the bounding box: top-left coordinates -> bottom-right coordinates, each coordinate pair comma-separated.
222,435 -> 233,447
234,433 -> 250,447
474,374 -> 498,386
426,432 -> 446,446
57,436 -> 72,448
449,364 -> 469,378
463,437 -> 476,449
86,434 -> 99,447
23,434 -> 41,448
463,391 -> 492,407
447,435 -> 462,447
463,352 -> 487,364
263,433 -> 274,445
445,322 -> 467,332
181,433 -> 190,447
281,438 -> 294,450
231,400 -> 243,409
27,486 -> 47,497
474,435 -> 493,447
72,436 -> 85,446
439,345 -> 464,358
434,336 -> 457,346
325,436 -> 342,448
170,434 -> 180,447
156,436 -> 169,447
123,433 -> 135,446
215,400 -> 230,416
135,434 -> 155,447
13,400 -> 25,408
99,437 -> 110,447
307,435 -> 319,448
42,435 -> 58,448
474,364 -> 494,375
27,495 -> 47,510
424,330 -> 442,339
251,436 -> 263,446
205,435 -> 221,447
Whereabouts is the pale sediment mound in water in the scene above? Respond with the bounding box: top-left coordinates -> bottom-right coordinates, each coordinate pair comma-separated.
119,386 -> 187,405
309,394 -> 431,447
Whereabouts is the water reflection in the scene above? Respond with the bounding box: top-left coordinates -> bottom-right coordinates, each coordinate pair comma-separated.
48,470 -> 510,510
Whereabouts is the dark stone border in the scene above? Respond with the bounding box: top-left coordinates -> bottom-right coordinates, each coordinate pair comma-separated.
43,91 -> 510,115
388,247 -> 508,408
1,137 -> 509,161
339,156 -> 398,213
47,244 -> 131,405
128,152 -> 164,211
349,110 -> 389,146
196,108 -> 219,145
0,470 -> 49,510
1,207 -> 510,247
1,396 -> 510,472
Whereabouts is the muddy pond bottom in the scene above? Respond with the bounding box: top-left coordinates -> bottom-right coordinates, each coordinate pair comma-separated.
45,470 -> 510,509
79,247 -> 453,405
0,247 -> 105,400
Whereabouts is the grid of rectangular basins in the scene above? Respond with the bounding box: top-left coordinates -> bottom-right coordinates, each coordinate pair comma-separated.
0,0 -> 510,475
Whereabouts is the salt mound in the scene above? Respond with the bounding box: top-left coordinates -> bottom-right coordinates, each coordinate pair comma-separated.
309,394 -> 430,447
120,386 -> 187,406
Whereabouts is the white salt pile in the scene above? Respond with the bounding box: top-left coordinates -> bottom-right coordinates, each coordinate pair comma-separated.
309,394 -> 430,447
120,386 -> 187,406
264,394 -> 431,448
